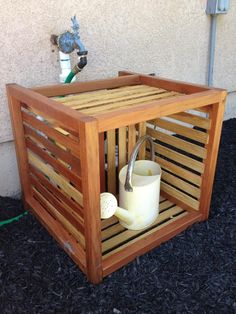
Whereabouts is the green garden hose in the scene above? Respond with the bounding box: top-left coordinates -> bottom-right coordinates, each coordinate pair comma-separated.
0,211 -> 28,228
64,70 -> 76,83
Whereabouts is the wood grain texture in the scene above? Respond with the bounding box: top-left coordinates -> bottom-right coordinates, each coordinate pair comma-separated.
199,100 -> 226,220
118,127 -> 127,172
102,210 -> 202,277
32,75 -> 141,97
27,196 -> 86,274
107,129 -> 116,195
79,119 -> 103,284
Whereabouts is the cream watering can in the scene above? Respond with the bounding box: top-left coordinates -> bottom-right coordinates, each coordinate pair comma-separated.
100,135 -> 162,230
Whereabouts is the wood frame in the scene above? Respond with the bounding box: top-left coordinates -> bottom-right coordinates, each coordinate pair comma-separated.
6,71 -> 227,283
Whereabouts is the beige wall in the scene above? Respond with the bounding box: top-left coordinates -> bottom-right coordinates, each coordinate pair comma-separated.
0,0 -> 235,196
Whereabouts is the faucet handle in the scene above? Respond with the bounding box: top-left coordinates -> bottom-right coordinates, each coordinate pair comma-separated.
124,135 -> 155,192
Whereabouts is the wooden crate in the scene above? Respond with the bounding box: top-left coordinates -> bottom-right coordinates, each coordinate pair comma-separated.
6,71 -> 227,283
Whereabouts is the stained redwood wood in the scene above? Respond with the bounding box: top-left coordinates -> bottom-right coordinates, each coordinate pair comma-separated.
24,124 -> 81,174
107,129 -> 116,195
79,119 -> 103,284
199,100 -> 226,220
102,210 -> 202,277
161,182 -> 199,210
6,92 -> 32,207
28,152 -> 83,206
118,127 -> 127,172
30,176 -> 85,243
6,84 -> 86,131
138,122 -> 147,159
154,143 -> 204,174
26,137 -> 82,191
128,124 -> 137,159
118,70 -> 221,94
22,111 -> 80,158
32,75 -> 141,97
99,133 -> 106,193
147,126 -> 207,159
96,89 -> 224,132
169,112 -> 211,130
29,164 -> 84,218
153,118 -> 209,144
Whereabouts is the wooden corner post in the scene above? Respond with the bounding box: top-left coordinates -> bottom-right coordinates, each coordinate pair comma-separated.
199,93 -> 227,220
79,118 -> 103,283
6,85 -> 32,209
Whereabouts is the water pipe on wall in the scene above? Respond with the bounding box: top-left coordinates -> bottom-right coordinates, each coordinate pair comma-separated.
206,0 -> 230,86
51,16 -> 88,83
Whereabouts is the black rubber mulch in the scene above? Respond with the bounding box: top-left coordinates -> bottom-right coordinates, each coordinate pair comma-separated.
0,119 -> 235,314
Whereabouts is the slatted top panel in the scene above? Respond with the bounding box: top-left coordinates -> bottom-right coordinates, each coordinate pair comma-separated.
53,84 -> 182,117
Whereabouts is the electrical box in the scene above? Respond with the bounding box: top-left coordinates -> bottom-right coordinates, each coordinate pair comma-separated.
206,0 -> 230,14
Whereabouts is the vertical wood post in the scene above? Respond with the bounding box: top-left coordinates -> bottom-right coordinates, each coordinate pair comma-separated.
79,119 -> 103,283
199,96 -> 226,220
6,87 -> 32,208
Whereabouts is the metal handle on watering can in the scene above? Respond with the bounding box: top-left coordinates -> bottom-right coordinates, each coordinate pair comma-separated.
124,135 -> 155,192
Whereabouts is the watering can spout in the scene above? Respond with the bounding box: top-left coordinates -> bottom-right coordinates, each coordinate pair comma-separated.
100,193 -> 134,225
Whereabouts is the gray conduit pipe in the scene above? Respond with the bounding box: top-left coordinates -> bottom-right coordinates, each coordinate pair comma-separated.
208,15 -> 217,86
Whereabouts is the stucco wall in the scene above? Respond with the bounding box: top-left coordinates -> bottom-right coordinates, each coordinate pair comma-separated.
0,0 -> 235,197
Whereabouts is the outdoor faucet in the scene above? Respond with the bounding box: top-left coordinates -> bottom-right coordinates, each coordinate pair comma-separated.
51,15 -> 88,83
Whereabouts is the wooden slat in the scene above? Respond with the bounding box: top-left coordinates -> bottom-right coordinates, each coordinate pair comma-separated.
101,216 -> 119,230
79,119 -> 102,284
199,100 -> 226,220
169,112 -> 211,130
153,118 -> 209,144
33,188 -> 85,246
28,152 -> 83,206
161,181 -> 199,210
101,199 -> 175,241
53,84 -> 149,104
147,127 -> 207,159
96,89 -> 224,132
30,175 -> 85,240
102,205 -> 185,253
107,129 -> 116,195
138,122 -> 147,159
81,91 -> 179,115
156,156 -> 202,186
24,124 -> 81,174
102,211 -> 202,277
69,88 -> 167,110
29,164 -> 84,218
118,127 -> 127,172
99,133 -> 106,193
27,196 -> 86,274
162,170 -> 201,199
59,85 -> 165,107
154,143 -> 204,174
26,138 -> 82,191
128,124 -> 137,159
32,74 -> 141,97
119,71 -> 211,94
22,111 -> 80,158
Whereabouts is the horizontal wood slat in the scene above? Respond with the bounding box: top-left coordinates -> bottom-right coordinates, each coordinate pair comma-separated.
32,188 -> 85,247
22,111 -> 80,158
28,151 -> 83,206
102,205 -> 185,254
26,138 -> 82,191
161,181 -> 199,210
147,127 -> 207,159
155,156 -> 202,186
162,170 -> 201,199
154,143 -> 204,174
152,118 -> 209,144
169,112 -> 211,130
29,164 -> 83,218
30,175 -> 85,239
24,124 -> 81,174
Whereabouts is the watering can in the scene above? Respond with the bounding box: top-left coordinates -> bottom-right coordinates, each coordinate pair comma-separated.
100,135 -> 161,230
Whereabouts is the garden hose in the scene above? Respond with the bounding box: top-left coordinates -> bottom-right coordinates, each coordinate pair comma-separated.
0,211 -> 28,228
